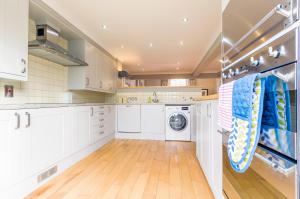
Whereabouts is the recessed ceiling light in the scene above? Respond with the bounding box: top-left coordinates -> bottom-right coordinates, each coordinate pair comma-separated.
177,61 -> 181,65
121,45 -> 124,49
137,63 -> 141,66
149,43 -> 153,47
180,41 -> 184,46
176,67 -> 180,70
101,24 -> 107,30
141,68 -> 145,71
183,17 -> 189,23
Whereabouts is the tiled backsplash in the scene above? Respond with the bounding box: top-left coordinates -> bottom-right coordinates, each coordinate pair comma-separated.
114,91 -> 201,103
0,19 -> 105,104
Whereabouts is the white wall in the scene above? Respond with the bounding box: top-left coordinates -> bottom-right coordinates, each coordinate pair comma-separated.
196,78 -> 220,95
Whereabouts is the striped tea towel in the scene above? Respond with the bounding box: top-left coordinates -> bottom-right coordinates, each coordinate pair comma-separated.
218,81 -> 234,131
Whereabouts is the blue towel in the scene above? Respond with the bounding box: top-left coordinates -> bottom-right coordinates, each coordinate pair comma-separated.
260,76 -> 293,157
228,74 -> 265,170
228,74 -> 293,173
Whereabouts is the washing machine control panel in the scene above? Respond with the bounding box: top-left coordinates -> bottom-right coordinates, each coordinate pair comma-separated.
181,107 -> 189,110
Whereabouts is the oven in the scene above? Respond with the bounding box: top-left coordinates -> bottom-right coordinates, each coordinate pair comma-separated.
221,0 -> 299,198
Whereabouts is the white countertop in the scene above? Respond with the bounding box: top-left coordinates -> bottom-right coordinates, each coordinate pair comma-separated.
116,102 -> 194,105
0,103 -> 114,110
0,99 -> 218,110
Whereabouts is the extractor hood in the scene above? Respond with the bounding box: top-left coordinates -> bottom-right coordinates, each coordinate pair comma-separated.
28,25 -> 88,66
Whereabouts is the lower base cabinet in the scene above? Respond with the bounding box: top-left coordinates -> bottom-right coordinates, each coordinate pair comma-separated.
30,108 -> 65,174
141,105 -> 165,134
0,105 -> 116,194
74,106 -> 91,151
196,100 -> 222,199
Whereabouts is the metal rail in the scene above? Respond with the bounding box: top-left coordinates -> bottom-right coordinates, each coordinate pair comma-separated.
222,19 -> 300,72
223,4 -> 292,58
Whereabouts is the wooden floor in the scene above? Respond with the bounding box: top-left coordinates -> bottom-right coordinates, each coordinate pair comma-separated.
26,139 -> 214,199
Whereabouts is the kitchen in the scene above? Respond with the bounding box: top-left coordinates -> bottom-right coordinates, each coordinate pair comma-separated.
0,0 -> 298,199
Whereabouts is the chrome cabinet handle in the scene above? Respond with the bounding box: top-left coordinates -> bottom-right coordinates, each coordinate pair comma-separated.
14,113 -> 20,129
21,58 -> 26,65
25,112 -> 30,128
21,67 -> 26,74
100,131 -> 104,134
100,119 -> 104,122
90,107 -> 94,116
85,77 -> 90,86
207,104 -> 209,117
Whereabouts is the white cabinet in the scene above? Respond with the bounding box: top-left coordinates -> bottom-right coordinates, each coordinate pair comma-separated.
68,40 -> 117,93
210,102 -> 223,199
0,108 -> 64,188
63,107 -> 76,157
90,106 -> 105,143
0,111 -> 11,189
141,105 -> 165,134
117,105 -> 141,133
105,105 -> 116,135
30,108 -> 64,173
0,111 -> 31,188
0,0 -> 28,81
90,105 -> 115,143
196,100 -> 222,199
74,106 -> 90,151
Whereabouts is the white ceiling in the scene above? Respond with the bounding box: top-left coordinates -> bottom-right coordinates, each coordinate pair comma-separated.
41,0 -> 221,75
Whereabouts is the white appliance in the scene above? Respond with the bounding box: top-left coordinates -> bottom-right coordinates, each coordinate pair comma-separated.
165,105 -> 191,141
117,105 -> 141,133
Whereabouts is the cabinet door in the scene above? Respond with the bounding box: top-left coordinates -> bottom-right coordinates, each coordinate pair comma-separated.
117,105 -> 141,133
0,0 -> 28,80
105,105 -> 116,135
195,103 -> 201,159
30,108 -> 64,173
141,105 -> 165,134
85,43 -> 98,89
199,101 -> 207,167
0,111 -> 14,188
96,51 -> 105,90
74,106 -> 90,151
210,101 -> 223,199
201,101 -> 212,179
8,111 -> 31,186
63,107 -> 76,157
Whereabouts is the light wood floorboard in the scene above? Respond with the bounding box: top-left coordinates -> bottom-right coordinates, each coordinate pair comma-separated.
25,139 -> 214,199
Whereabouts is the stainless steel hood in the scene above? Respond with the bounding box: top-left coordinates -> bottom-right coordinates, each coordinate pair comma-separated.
28,25 -> 88,66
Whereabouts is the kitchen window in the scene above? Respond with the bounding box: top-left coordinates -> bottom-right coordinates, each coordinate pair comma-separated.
168,79 -> 189,87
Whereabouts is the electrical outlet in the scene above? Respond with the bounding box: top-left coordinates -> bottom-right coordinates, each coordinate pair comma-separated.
4,85 -> 14,97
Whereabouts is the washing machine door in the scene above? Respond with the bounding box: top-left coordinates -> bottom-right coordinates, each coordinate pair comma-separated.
169,113 -> 187,131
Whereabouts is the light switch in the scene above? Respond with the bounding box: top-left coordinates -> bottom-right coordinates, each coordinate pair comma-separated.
4,85 -> 14,97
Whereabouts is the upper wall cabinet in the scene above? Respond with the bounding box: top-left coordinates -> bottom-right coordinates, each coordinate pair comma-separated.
0,0 -> 28,81
68,40 -> 117,93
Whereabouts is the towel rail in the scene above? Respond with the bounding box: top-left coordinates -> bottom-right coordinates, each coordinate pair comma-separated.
222,20 -> 300,72
259,70 -> 289,82
223,4 -> 292,58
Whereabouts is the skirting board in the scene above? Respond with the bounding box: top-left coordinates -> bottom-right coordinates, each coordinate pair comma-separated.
2,134 -> 114,199
115,132 -> 166,140
115,132 -> 196,141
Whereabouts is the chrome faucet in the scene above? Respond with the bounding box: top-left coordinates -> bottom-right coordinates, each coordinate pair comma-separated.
152,91 -> 159,103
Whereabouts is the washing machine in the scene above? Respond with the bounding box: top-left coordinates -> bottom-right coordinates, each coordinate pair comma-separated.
165,105 -> 191,141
